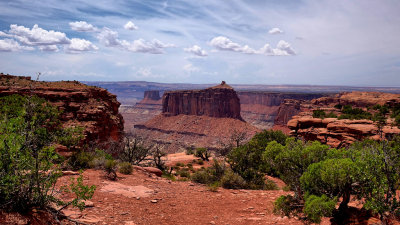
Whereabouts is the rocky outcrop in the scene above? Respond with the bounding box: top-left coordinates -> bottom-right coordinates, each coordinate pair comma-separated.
134,90 -> 162,111
135,82 -> 259,152
162,82 -> 242,120
238,92 -> 326,129
0,75 -> 124,154
286,92 -> 400,147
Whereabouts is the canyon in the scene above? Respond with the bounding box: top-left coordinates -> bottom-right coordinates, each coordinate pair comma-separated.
0,75 -> 124,155
134,82 -> 259,152
287,92 -> 400,147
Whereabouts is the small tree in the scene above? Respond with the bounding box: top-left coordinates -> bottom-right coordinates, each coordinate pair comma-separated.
195,148 -> 210,161
121,133 -> 152,165
151,145 -> 167,171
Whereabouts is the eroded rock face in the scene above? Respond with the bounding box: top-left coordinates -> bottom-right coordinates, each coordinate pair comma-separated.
0,75 -> 124,154
286,92 -> 400,147
162,82 -> 242,120
238,92 -> 325,129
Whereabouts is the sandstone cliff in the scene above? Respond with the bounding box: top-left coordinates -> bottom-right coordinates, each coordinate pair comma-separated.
135,82 -> 259,152
0,75 -> 124,154
162,82 -> 242,120
286,92 -> 400,147
238,92 -> 326,129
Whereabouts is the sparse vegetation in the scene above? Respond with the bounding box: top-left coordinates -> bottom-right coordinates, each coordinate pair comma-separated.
118,162 -> 133,175
195,147 -> 210,161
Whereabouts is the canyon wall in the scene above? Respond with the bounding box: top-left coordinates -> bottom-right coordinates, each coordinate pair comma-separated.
238,92 -> 326,129
162,82 -> 242,120
0,75 -> 124,154
135,82 -> 259,152
286,92 -> 400,147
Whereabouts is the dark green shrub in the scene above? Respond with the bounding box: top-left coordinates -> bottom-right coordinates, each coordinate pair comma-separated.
325,112 -> 337,118
195,148 -> 210,161
186,146 -> 194,155
104,159 -> 117,180
68,150 -> 94,170
119,162 -> 133,175
191,170 -> 213,184
304,195 -> 336,224
313,109 -> 326,118
177,170 -> 191,178
207,182 -> 220,192
175,162 -> 185,167
220,170 -> 247,189
273,195 -> 302,217
197,159 -> 204,165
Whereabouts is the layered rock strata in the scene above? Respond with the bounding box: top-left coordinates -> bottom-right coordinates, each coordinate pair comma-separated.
162,82 -> 242,120
135,82 -> 259,152
287,92 -> 400,147
0,75 -> 124,154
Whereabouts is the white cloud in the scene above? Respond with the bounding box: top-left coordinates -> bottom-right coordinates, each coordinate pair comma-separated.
8,24 -> 70,46
0,38 -> 34,52
65,38 -> 98,53
124,21 -> 138,30
98,28 -> 174,54
268,27 -> 283,34
39,45 -> 59,52
183,63 -> 200,73
69,21 -> 97,32
209,36 -> 295,56
184,45 -> 207,56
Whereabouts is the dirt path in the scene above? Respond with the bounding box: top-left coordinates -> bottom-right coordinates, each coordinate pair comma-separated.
56,168 -> 332,225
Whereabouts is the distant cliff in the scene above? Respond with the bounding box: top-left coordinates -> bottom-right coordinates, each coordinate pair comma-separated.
238,92 -> 326,129
162,82 -> 242,120
0,75 -> 124,154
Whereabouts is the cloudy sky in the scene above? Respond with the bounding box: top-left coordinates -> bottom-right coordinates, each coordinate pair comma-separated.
0,0 -> 399,86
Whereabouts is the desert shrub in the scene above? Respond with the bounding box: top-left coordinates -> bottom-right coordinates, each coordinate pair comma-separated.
195,147 -> 210,161
313,109 -> 326,118
186,146 -> 194,155
104,159 -> 117,180
251,129 -> 287,147
191,170 -> 213,184
151,145 -> 167,171
68,150 -> 94,170
325,112 -> 337,118
59,174 -> 96,211
119,162 -> 133,175
207,182 -> 220,192
273,195 -> 302,217
162,172 -> 176,181
304,195 -> 336,224
220,170 -> 247,189
120,133 -> 152,165
177,170 -> 191,178
0,94 -> 94,212
334,104 -> 343,110
338,105 -> 372,120
175,162 -> 185,167
197,159 -> 204,165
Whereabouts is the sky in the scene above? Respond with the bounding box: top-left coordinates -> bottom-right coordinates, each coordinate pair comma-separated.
0,0 -> 399,86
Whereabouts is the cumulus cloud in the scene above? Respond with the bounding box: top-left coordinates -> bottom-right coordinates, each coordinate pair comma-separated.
8,24 -> 70,46
39,45 -> 59,52
65,38 -> 98,53
183,63 -> 200,73
268,27 -> 283,34
124,21 -> 138,30
184,45 -> 207,56
98,28 -> 174,54
69,21 -> 97,32
209,36 -> 295,56
0,38 -> 34,52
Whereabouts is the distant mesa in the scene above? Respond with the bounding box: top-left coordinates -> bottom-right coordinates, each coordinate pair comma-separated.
135,82 -> 259,152
162,81 -> 242,120
144,90 -> 161,101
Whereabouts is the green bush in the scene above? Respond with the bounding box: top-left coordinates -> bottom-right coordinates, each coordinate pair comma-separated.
68,150 -> 94,170
220,170 -> 247,189
304,195 -> 336,224
195,148 -> 210,161
104,159 -> 117,180
0,94 -> 93,212
338,105 -> 372,120
119,162 -> 133,175
313,109 -> 326,118
197,159 -> 204,165
191,170 -> 213,184
273,195 -> 302,217
177,170 -> 191,178
175,162 -> 185,167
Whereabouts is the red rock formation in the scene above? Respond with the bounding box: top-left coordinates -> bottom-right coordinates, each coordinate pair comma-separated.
162,82 -> 242,120
286,92 -> 400,147
135,82 -> 259,152
0,75 -> 124,154
238,92 -> 326,129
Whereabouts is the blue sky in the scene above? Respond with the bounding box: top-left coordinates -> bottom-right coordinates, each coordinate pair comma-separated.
0,0 -> 399,86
